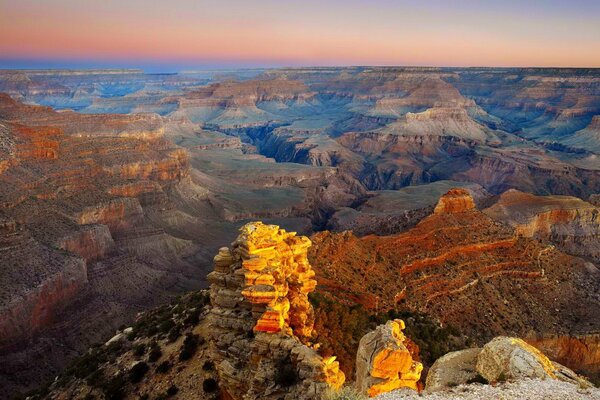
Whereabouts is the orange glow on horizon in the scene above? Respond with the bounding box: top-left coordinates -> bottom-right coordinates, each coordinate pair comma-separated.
1,0 -> 599,68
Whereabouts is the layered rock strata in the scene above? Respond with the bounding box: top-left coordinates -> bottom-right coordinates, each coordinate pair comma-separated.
356,319 -> 422,397
309,189 -> 600,360
484,189 -> 600,262
207,222 -> 344,400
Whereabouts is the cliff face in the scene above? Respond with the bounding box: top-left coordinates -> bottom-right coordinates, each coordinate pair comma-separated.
526,334 -> 600,380
484,189 -> 600,262
207,222 -> 344,400
0,229 -> 88,347
0,94 -> 201,394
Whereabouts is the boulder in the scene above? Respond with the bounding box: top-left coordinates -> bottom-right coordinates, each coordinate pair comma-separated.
425,348 -> 482,392
475,336 -> 590,386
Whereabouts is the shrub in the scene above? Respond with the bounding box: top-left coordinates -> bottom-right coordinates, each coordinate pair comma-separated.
129,361 -> 149,383
184,309 -> 201,327
467,374 -> 488,384
148,343 -> 162,363
274,358 -> 298,387
156,360 -> 171,374
497,372 -> 508,382
100,374 -> 126,400
158,318 -> 175,335
133,343 -> 146,357
166,385 -> 179,397
86,369 -> 104,387
202,360 -> 214,371
179,333 -> 199,361
203,378 -> 219,393
167,326 -> 181,342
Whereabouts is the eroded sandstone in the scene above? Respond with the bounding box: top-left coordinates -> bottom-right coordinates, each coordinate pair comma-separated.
207,222 -> 344,400
356,319 -> 423,397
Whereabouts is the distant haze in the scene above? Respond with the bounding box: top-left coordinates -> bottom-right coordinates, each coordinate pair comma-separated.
1,0 -> 599,70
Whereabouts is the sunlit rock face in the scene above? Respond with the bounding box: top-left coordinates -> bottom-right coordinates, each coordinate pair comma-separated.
433,188 -> 476,214
356,319 -> 422,397
207,222 -> 344,400
236,222 -> 317,339
483,189 -> 600,262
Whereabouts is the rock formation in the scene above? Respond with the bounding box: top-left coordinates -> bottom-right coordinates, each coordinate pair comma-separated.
432,187 -> 476,214
309,189 -> 600,377
0,93 -> 203,395
425,348 -> 482,392
476,337 -> 560,382
356,319 -> 422,397
207,222 -> 344,400
424,336 -> 592,393
526,334 -> 600,380
484,189 -> 600,262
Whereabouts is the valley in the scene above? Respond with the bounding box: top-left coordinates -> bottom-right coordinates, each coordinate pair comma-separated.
0,67 -> 599,397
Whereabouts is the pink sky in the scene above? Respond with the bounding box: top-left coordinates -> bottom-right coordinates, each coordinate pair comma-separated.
1,0 -> 599,68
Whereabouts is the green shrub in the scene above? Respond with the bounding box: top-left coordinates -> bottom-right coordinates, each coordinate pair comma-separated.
467,374 -> 488,384
100,374 -> 126,400
158,319 -> 175,335
86,369 -> 105,387
184,309 -> 201,327
133,343 -> 146,357
497,372 -> 508,382
203,378 -> 219,393
156,361 -> 171,374
179,333 -> 200,361
148,343 -> 162,363
166,385 -> 178,397
129,361 -> 149,383
167,326 -> 181,342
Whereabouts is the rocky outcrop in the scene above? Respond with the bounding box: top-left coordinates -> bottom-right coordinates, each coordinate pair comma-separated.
378,107 -> 493,143
356,319 -> 422,397
56,224 -> 115,261
0,229 -> 88,347
433,188 -> 476,214
207,222 -> 344,400
327,181 -> 489,236
484,189 -> 600,261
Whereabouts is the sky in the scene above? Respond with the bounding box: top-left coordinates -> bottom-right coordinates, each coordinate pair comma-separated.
1,0 -> 599,71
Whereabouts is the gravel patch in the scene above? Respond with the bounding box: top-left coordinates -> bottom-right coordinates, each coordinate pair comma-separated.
375,379 -> 600,400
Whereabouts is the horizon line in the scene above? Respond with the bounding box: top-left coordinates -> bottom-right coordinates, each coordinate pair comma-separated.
2,64 -> 600,74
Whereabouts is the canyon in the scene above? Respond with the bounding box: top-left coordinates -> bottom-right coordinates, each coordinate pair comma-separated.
0,67 -> 599,397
